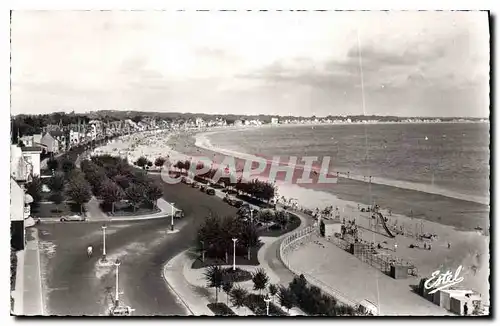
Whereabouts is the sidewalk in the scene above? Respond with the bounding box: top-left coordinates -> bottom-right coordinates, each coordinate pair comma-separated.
22,228 -> 45,316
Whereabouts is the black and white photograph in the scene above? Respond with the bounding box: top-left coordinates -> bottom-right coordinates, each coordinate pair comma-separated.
9,9 -> 490,317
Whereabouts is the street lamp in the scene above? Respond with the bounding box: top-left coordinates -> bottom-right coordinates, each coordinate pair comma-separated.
232,238 -> 238,271
114,259 -> 121,307
101,225 -> 107,262
264,295 -> 271,316
170,202 -> 175,231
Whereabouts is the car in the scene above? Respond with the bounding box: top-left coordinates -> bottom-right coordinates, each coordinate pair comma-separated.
192,182 -> 200,188
185,179 -> 193,185
60,215 -> 86,222
181,177 -> 187,183
233,200 -> 244,208
206,188 -> 215,195
174,210 -> 185,219
200,185 -> 207,192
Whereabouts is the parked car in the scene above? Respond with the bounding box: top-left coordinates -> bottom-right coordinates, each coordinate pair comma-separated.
206,188 -> 216,195
233,200 -> 244,208
181,177 -> 187,183
192,182 -> 200,188
185,179 -> 193,185
60,215 -> 86,222
173,209 -> 185,219
200,185 -> 207,192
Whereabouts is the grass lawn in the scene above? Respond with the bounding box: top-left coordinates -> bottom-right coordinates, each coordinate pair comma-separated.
31,202 -> 82,218
207,303 -> 236,316
100,201 -> 161,217
191,243 -> 263,269
257,214 -> 301,237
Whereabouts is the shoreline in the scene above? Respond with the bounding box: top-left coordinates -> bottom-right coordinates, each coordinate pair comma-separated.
90,129 -> 490,306
195,128 -> 489,206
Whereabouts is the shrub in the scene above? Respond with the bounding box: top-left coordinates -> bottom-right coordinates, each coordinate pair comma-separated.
222,267 -> 253,282
207,302 -> 235,316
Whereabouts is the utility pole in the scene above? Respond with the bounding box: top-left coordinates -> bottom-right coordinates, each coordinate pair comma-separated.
232,238 -> 238,271
101,225 -> 107,262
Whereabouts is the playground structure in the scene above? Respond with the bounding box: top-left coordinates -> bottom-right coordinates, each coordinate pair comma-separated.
328,234 -> 418,279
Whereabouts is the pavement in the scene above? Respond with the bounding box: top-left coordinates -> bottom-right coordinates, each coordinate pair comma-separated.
287,234 -> 451,316
22,228 -> 45,316
162,205 -> 313,316
36,176 -> 238,316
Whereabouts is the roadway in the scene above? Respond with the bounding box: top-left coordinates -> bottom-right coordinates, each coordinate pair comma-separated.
37,177 -> 237,316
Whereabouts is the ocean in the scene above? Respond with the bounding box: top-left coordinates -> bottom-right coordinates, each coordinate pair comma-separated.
205,123 -> 490,203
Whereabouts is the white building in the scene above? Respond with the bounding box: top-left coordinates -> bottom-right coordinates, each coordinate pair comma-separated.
11,145 -> 33,182
271,117 -> 279,125
21,146 -> 42,177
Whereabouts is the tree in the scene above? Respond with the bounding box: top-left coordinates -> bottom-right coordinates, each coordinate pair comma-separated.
174,160 -> 184,172
230,286 -> 248,309
147,161 -> 153,168
50,192 -> 64,213
257,209 -> 274,223
222,277 -> 234,305
47,157 -> 59,172
204,265 -> 225,304
135,156 -> 148,169
278,286 -> 296,312
125,183 -> 145,212
25,176 -> 42,203
240,223 -> 259,260
275,210 -> 289,230
145,182 -> 163,208
269,284 -> 278,302
252,268 -> 269,294
66,178 -> 92,214
100,180 -> 123,214
154,157 -> 166,170
61,158 -> 76,173
49,172 -> 65,193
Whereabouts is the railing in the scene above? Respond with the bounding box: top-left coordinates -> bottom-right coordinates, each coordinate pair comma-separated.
279,226 -> 360,308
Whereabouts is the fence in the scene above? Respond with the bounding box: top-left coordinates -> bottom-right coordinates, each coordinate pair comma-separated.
279,226 -> 360,308
326,235 -> 418,277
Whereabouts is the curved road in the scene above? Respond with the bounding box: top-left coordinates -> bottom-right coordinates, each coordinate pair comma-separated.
38,177 -> 237,316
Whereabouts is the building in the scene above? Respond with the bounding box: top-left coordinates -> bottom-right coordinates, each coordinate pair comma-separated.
40,131 -> 61,154
11,178 -> 31,250
21,146 -> 42,177
271,117 -> 279,125
11,145 -> 32,183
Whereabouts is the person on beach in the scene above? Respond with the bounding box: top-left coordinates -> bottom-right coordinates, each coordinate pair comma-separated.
448,242 -> 451,249
394,243 -> 398,252
87,245 -> 93,257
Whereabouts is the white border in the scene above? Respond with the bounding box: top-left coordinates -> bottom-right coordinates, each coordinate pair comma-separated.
1,2 -> 495,326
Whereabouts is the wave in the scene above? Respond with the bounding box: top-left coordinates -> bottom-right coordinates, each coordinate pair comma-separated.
195,131 -> 489,206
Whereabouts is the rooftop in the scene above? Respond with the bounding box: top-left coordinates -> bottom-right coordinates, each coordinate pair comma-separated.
21,146 -> 43,152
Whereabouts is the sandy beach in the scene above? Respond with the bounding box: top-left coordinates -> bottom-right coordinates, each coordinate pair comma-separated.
91,128 -> 490,306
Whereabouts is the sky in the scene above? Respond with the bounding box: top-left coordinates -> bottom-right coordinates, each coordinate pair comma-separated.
10,11 -> 490,117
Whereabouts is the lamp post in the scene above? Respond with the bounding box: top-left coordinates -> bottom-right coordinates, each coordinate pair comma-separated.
232,238 -> 238,271
101,225 -> 107,262
170,203 -> 175,231
200,241 -> 205,262
114,259 -> 121,307
264,295 -> 271,316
